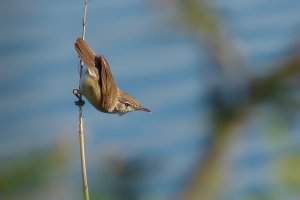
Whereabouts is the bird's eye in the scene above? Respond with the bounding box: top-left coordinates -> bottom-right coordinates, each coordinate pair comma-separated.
124,102 -> 131,107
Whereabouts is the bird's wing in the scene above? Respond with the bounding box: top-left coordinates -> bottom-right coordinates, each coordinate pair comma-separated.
96,55 -> 118,111
75,38 -> 96,68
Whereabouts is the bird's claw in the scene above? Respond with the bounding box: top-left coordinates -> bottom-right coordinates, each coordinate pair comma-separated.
75,99 -> 85,106
73,89 -> 85,107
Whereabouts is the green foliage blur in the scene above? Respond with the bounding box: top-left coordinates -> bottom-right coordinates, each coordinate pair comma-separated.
0,144 -> 67,199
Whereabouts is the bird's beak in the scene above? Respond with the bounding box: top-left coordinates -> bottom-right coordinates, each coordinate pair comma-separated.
140,106 -> 151,112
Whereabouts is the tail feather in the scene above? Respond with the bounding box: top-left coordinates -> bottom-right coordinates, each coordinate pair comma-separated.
75,38 -> 96,68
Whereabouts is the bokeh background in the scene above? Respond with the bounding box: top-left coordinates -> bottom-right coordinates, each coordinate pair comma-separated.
1,0 -> 300,199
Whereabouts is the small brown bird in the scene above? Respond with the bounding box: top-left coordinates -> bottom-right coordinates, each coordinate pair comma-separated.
74,37 -> 150,115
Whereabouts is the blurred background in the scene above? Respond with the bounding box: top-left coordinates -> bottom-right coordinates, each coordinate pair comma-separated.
1,0 -> 300,199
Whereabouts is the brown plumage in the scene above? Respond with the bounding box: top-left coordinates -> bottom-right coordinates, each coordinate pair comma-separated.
74,38 -> 150,114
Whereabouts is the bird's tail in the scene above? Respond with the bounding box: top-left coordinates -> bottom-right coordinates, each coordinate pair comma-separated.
75,37 -> 96,68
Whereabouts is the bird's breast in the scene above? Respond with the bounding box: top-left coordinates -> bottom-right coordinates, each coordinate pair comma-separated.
80,70 -> 103,111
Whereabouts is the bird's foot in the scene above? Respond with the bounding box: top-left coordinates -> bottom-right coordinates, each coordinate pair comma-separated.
75,99 -> 85,106
73,89 -> 85,107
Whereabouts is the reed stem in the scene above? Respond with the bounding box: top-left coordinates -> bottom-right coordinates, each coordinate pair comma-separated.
78,0 -> 90,199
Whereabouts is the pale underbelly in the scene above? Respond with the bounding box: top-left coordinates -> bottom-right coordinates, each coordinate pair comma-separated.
80,72 -> 103,112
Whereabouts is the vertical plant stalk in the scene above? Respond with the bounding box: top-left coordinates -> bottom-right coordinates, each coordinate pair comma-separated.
78,0 -> 89,200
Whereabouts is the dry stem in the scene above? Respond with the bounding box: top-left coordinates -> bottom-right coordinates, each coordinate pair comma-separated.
78,0 -> 89,199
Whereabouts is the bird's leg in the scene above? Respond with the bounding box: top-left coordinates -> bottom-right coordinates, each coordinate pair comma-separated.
73,89 -> 85,106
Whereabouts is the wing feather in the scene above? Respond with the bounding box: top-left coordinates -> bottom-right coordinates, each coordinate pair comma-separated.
96,55 -> 118,111
75,38 -> 96,68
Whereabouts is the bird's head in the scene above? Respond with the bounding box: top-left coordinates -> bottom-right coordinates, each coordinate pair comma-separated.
115,92 -> 150,115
